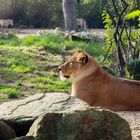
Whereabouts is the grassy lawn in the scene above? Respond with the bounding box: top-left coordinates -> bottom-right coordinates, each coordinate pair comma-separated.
0,31 -> 105,102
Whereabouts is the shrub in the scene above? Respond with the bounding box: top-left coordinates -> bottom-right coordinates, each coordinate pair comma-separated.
102,66 -> 116,75
8,92 -> 20,99
126,59 -> 140,80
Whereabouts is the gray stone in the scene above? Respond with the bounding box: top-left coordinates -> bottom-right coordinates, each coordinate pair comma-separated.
0,121 -> 16,140
0,93 -> 132,140
0,93 -> 88,135
27,109 -> 132,140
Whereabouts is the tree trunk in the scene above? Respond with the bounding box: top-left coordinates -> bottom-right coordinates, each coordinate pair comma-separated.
62,0 -> 77,31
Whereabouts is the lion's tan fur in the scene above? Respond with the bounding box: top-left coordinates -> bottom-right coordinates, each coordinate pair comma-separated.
77,18 -> 87,29
59,51 -> 140,111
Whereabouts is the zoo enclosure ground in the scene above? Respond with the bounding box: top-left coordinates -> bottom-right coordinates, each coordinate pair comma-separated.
0,28 -> 139,140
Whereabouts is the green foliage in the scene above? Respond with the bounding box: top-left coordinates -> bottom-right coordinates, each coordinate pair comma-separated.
0,68 -> 17,83
102,2 -> 140,76
0,85 -> 23,99
6,50 -> 36,73
0,32 -> 105,102
77,0 -> 105,28
126,10 -> 140,20
126,10 -> 140,28
0,31 -> 105,56
0,37 -> 21,46
0,0 -> 107,28
126,59 -> 140,80
21,36 -> 40,46
102,66 -> 116,75
30,76 -> 71,93
102,10 -> 114,29
2,0 -> 63,28
102,10 -> 117,68
0,32 -> 16,39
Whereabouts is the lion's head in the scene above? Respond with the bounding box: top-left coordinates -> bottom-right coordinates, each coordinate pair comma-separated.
58,50 -> 88,80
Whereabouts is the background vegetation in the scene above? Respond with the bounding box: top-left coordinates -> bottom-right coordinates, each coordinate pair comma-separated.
0,0 -> 105,28
0,0 -> 140,102
0,30 -> 105,101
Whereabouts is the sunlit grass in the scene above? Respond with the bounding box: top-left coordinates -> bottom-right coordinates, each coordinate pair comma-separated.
0,85 -> 23,99
0,33 -> 105,56
0,32 -> 105,102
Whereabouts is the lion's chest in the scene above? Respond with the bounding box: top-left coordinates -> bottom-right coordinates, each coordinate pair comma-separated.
71,77 -> 112,105
71,80 -> 103,104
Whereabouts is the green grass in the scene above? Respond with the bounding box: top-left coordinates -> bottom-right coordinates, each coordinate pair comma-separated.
0,32 -> 105,102
0,85 -> 23,99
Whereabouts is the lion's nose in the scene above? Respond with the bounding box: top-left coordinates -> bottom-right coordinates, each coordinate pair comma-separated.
58,66 -> 62,71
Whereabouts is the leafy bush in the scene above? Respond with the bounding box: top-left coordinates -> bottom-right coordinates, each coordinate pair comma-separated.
125,10 -> 140,20
102,66 -> 116,75
126,59 -> 140,80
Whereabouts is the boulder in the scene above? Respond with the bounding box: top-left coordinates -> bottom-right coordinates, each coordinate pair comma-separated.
27,109 -> 132,140
0,121 -> 16,140
0,93 -> 88,136
0,93 -> 132,140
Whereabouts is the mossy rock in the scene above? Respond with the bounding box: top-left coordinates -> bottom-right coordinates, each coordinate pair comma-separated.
27,109 -> 132,140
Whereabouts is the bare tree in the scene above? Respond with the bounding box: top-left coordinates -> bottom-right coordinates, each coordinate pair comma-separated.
62,0 -> 77,31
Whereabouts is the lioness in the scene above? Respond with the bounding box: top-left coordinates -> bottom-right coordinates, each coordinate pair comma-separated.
0,19 -> 13,28
58,50 -> 140,111
77,18 -> 87,29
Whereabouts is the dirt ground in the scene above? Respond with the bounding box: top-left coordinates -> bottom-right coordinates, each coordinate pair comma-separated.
1,28 -> 140,140
117,112 -> 140,140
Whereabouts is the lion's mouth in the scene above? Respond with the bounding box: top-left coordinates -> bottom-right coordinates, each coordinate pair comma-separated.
60,73 -> 70,81
64,75 -> 70,78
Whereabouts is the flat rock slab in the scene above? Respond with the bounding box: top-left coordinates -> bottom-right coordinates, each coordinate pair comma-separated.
0,93 -> 89,135
0,93 -> 89,121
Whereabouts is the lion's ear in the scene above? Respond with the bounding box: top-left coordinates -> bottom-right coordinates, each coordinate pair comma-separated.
77,53 -> 88,64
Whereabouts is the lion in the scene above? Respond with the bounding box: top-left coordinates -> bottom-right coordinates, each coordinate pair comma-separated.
0,19 -> 13,28
77,18 -> 87,29
58,50 -> 140,111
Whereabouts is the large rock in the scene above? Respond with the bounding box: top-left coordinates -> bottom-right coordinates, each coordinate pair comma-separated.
0,93 -> 132,140
0,121 -> 16,140
27,109 -> 132,140
0,93 -> 88,136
